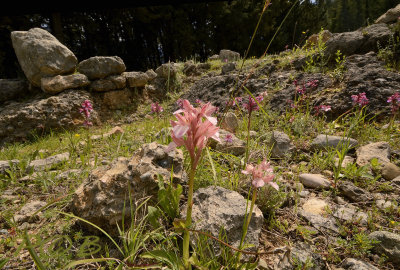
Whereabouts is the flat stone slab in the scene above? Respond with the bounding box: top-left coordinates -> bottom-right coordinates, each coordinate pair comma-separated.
310,134 -> 358,151
27,152 -> 70,172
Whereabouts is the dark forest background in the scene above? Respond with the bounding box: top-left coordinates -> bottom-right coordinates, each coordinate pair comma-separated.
0,0 -> 399,79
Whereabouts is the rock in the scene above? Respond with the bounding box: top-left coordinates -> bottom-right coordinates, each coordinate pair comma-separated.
381,162 -> 400,180
181,186 -> 263,254
339,181 -> 371,202
101,88 -> 134,109
90,126 -> 124,140
181,74 -> 238,109
77,56 -> 126,80
220,112 -> 239,133
71,142 -> 186,234
125,71 -> 149,87
145,69 -> 157,81
375,4 -> 400,24
270,131 -> 295,158
13,200 -> 47,224
209,54 -> 219,61
332,205 -> 368,225
209,129 -> 245,156
11,28 -> 78,87
219,49 -> 240,62
155,62 -> 177,79
369,231 -> 400,266
302,198 -> 328,215
299,174 -> 331,189
335,156 -> 355,168
298,209 -> 339,234
310,134 -> 358,151
27,152 -> 70,172
325,24 -> 392,57
0,79 -> 29,103
54,169 -> 82,181
376,199 -> 397,211
0,159 -> 20,175
304,30 -> 333,48
356,142 -> 391,167
183,60 -> 198,76
221,62 -> 236,74
90,74 -> 126,91
40,74 -> 90,94
0,90 -> 99,146
270,52 -> 400,119
393,176 -> 400,188
341,258 -> 379,270
197,62 -> 211,71
274,242 -> 325,270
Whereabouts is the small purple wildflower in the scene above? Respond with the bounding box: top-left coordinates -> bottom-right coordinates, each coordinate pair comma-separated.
351,92 -> 369,107
225,134 -> 233,143
243,95 -> 263,114
151,102 -> 164,114
79,99 -> 93,126
297,85 -> 306,95
314,104 -> 331,116
305,79 -> 319,89
387,92 -> 400,114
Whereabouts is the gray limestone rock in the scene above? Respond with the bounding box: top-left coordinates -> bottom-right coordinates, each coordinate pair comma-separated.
310,134 -> 358,151
356,142 -> 391,167
40,74 -> 89,93
369,231 -> 400,266
341,258 -> 379,270
181,186 -> 263,255
270,131 -> 295,158
299,174 -> 331,189
13,200 -> 47,224
77,56 -> 126,80
71,142 -> 187,234
90,74 -> 126,91
11,28 -> 78,87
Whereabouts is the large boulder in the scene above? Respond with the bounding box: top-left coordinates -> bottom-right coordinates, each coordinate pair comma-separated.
325,23 -> 392,57
77,56 -> 126,80
11,28 -> 78,87
181,186 -> 263,255
0,90 -> 99,146
0,79 -> 29,103
71,142 -> 187,234
376,4 -> 400,24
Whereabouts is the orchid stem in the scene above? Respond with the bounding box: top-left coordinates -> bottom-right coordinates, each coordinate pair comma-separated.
183,160 -> 196,270
237,188 -> 258,262
244,111 -> 252,169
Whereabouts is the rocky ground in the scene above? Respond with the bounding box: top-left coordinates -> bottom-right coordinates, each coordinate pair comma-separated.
1,12 -> 400,270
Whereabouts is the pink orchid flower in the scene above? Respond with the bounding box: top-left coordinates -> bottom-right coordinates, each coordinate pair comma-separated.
242,160 -> 278,190
167,99 -> 219,167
